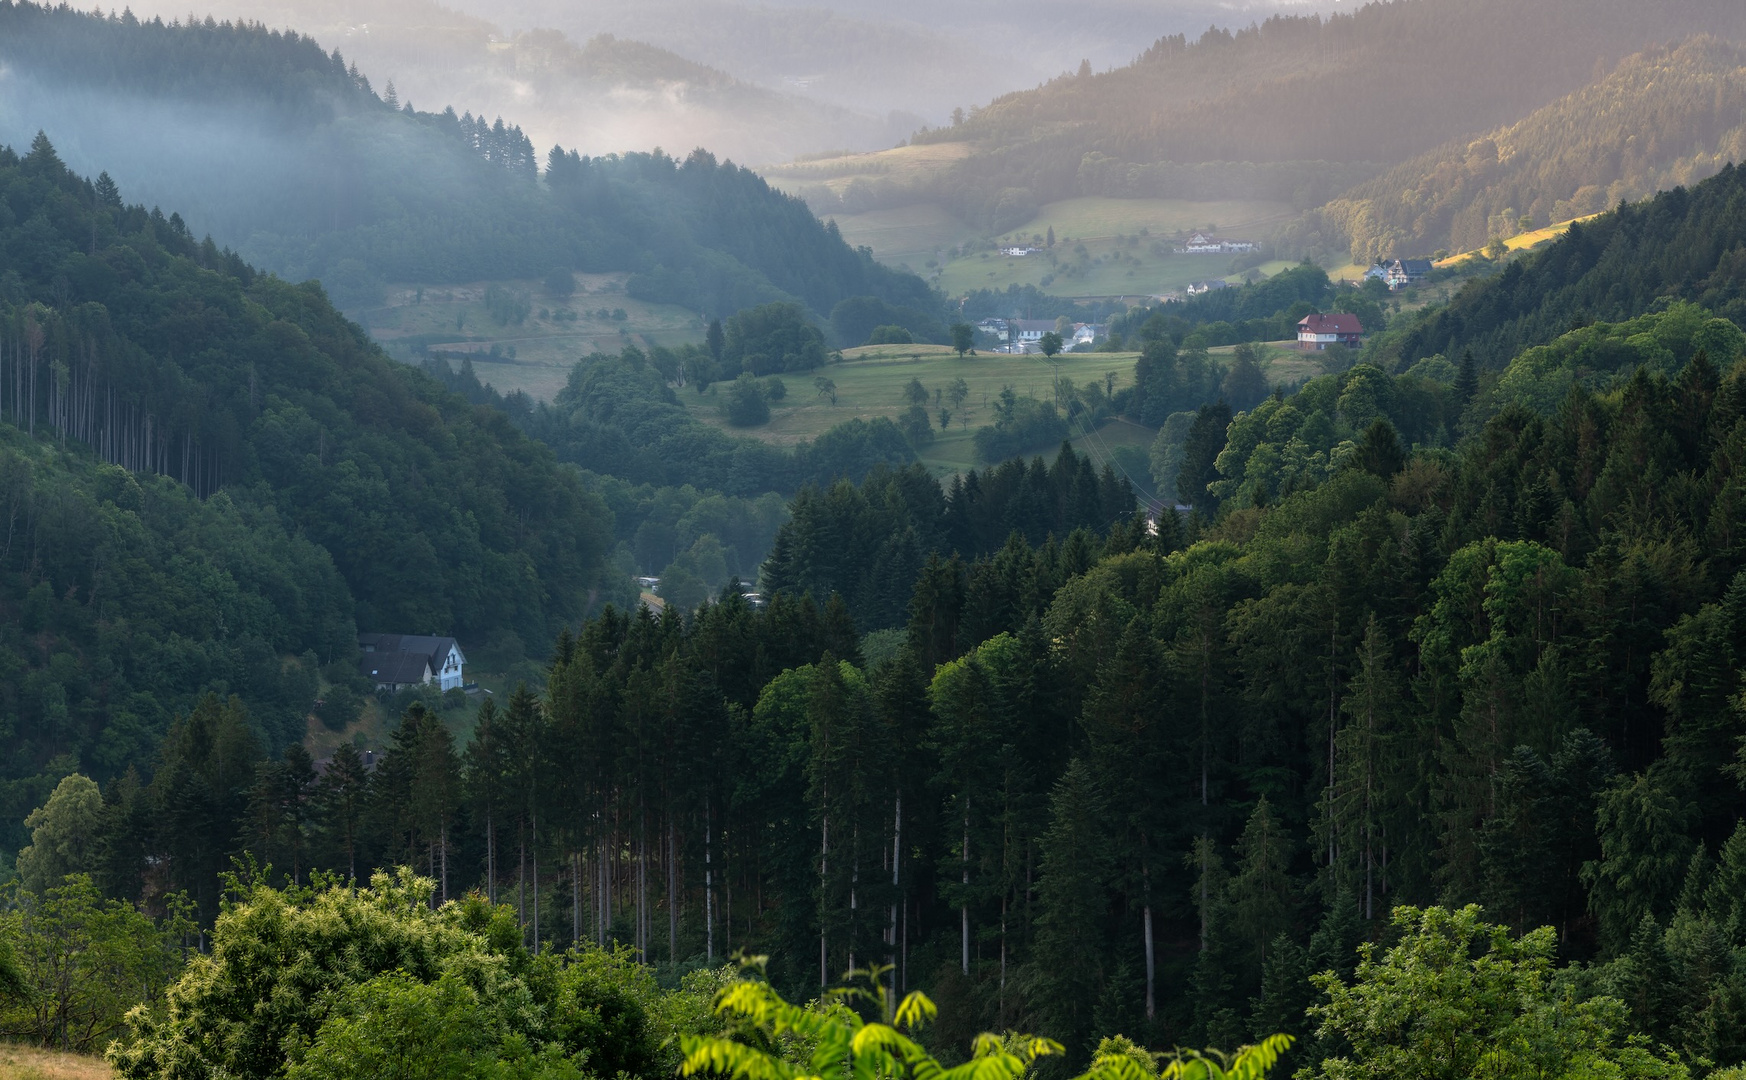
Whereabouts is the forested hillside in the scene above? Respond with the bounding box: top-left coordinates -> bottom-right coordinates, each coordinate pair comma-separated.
818,0 -> 1746,233
0,133 -> 630,817
0,1 -> 934,319
1378,162 -> 1746,370
25,339 -> 1746,1067
9,78 -> 1746,1079
1301,37 -> 1746,263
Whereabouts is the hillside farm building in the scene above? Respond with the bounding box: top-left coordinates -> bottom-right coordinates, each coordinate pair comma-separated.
1297,313 -> 1364,351
359,633 -> 467,692
1386,258 -> 1434,290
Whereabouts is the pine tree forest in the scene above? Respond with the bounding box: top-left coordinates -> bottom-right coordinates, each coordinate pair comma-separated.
10,6 -> 1746,1078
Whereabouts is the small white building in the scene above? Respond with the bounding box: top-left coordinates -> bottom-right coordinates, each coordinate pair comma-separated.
1180,233 -> 1259,255
999,245 -> 1037,257
976,318 -> 1010,342
1072,323 -> 1103,347
359,633 -> 467,692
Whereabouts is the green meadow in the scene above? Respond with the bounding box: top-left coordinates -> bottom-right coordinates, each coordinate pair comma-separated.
361,272 -> 705,401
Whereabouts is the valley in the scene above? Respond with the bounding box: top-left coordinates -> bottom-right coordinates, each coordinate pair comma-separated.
824,195 -> 1300,297
7,1 -> 1746,1077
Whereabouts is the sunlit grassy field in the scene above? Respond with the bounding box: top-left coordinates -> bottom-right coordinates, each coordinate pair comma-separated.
362,272 -> 704,402
0,1044 -> 112,1080
1435,212 -> 1605,265
820,196 -> 1299,297
760,142 -> 974,194
935,197 -> 1298,299
998,197 -> 1297,244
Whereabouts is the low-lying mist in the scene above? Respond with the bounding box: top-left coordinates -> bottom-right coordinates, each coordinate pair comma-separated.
118,0 -> 919,165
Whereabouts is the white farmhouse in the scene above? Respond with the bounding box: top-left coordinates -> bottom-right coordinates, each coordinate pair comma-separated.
359,633 -> 467,692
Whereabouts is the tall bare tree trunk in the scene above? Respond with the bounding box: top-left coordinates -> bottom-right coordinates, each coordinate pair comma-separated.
532,807 -> 540,954
819,785 -> 829,991
1142,859 -> 1155,1020
668,818 -> 678,962
889,790 -> 900,1000
960,800 -> 970,976
705,803 -> 714,963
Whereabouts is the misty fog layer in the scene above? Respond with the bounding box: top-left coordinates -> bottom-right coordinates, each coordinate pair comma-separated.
115,0 -> 1339,164
111,0 -> 909,164
462,0 -> 1344,122
0,70 -> 339,262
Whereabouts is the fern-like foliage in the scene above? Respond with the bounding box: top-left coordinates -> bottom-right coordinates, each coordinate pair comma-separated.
679,966 -> 1291,1080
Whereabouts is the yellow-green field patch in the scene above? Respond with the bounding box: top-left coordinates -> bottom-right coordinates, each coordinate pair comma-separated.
936,248 -> 1215,300
760,142 -> 973,194
1435,212 -> 1605,266
997,197 -> 1297,246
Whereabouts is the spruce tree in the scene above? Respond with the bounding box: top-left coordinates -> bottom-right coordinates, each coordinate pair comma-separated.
94,171 -> 122,208
1452,348 -> 1478,411
1029,759 -> 1109,1059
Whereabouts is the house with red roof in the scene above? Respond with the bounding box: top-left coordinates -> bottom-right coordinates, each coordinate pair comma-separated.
1297,313 -> 1364,351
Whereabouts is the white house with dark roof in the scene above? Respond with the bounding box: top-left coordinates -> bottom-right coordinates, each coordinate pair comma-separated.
1386,259 -> 1434,290
359,633 -> 466,692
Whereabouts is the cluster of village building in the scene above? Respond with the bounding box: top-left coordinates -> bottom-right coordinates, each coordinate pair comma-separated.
974,318 -> 1105,353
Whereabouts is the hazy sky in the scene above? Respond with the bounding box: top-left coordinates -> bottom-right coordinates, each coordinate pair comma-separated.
466,0 -> 1344,115
120,0 -> 1340,160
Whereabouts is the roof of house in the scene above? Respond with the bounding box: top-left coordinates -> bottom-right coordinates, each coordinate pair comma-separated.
362,651 -> 431,685
1012,320 -> 1060,333
359,633 -> 464,667
1391,259 -> 1434,274
1298,313 -> 1365,335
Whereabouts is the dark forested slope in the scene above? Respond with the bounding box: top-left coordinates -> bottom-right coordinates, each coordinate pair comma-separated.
0,1 -> 934,319
0,134 -> 623,792
1379,162 -> 1746,371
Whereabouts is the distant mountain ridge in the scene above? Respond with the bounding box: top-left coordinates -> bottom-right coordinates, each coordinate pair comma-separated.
1299,36 -> 1746,263
839,0 -> 1746,233
117,0 -> 916,163
0,1 -> 934,319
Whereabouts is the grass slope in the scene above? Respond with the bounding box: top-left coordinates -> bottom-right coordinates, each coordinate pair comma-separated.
1434,214 -> 1607,267
823,195 -> 1297,297
688,346 -> 1136,475
683,342 -> 1321,480
366,272 -> 704,401
0,1045 -> 111,1080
